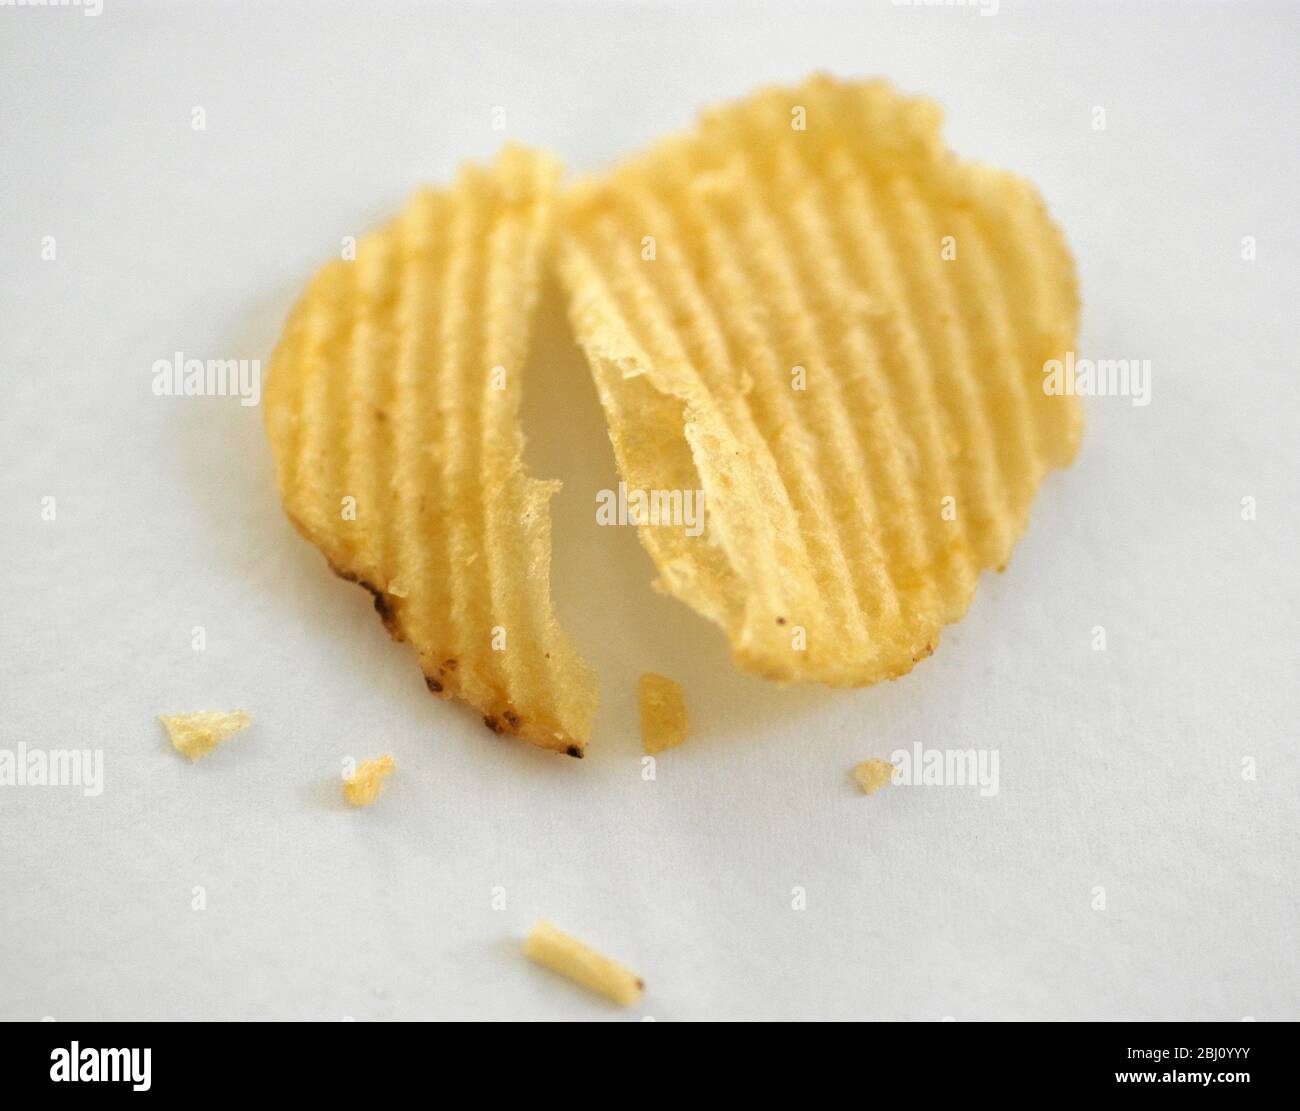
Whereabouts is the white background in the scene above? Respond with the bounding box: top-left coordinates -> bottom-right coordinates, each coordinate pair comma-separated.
1,0 -> 1297,1022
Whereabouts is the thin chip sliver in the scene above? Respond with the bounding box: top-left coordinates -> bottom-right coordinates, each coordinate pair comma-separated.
523,920 -> 644,1007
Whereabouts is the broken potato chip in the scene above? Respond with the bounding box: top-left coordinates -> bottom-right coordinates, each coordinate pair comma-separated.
161,710 -> 251,762
559,75 -> 1081,687
264,146 -> 598,757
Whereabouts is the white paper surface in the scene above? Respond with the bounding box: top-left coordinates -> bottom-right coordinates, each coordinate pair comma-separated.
1,0 -> 1297,1022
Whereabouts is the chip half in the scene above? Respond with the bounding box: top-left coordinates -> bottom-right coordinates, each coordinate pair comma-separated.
264,146 -> 598,755
559,76 -> 1081,685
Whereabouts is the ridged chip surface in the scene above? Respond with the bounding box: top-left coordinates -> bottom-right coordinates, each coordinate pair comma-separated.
264,146 -> 598,755
559,75 -> 1082,686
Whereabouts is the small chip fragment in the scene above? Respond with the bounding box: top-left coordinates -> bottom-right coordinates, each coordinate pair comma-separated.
637,673 -> 689,755
523,920 -> 644,1007
343,754 -> 396,807
854,758 -> 897,795
160,710 -> 251,762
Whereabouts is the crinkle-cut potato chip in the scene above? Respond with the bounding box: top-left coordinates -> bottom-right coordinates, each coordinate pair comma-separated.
558,75 -> 1082,686
343,753 -> 396,807
637,672 -> 688,754
264,146 -> 598,756
161,710 -> 251,761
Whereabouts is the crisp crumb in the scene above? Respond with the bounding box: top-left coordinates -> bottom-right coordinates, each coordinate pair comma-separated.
343,754 -> 396,807
160,710 -> 251,762
637,673 -> 688,755
853,758 -> 896,796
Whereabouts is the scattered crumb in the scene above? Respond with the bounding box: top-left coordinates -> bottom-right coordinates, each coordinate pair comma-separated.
853,758 -> 897,796
523,920 -> 643,1007
343,754 -> 396,807
160,710 -> 251,762
637,673 -> 688,755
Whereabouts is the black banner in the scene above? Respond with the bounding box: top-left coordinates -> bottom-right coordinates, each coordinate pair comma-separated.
0,1021 -> 1288,1097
